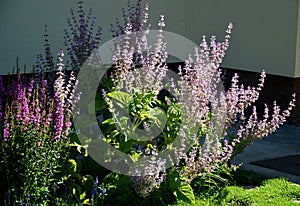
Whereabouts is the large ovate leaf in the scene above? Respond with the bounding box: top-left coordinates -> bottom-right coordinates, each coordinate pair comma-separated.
148,107 -> 167,128
168,170 -> 195,204
107,91 -> 133,108
176,182 -> 195,204
119,139 -> 135,153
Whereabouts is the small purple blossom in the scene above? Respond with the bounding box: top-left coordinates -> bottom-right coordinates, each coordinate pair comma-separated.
3,122 -> 9,141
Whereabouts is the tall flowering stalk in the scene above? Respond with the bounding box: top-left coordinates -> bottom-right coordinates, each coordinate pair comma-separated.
64,0 -> 102,71
0,51 -> 79,204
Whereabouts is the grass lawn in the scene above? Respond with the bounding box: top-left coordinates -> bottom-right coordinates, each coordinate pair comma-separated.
175,170 -> 300,206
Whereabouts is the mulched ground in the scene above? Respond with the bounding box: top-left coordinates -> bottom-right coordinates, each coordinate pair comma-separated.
251,155 -> 300,177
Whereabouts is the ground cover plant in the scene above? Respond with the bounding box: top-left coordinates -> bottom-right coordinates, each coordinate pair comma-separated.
0,0 -> 297,205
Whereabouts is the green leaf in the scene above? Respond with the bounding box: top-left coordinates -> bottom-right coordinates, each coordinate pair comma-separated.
68,159 -> 77,173
169,170 -> 181,191
129,151 -> 140,162
80,192 -> 86,200
119,116 -> 129,129
176,182 -> 195,204
102,118 -> 115,125
168,170 -> 195,204
148,107 -> 167,128
140,111 -> 149,121
119,139 -> 134,153
83,199 -> 90,204
107,91 -> 133,107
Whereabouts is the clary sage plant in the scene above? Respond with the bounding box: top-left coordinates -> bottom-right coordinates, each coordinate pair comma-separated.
93,2 -> 296,203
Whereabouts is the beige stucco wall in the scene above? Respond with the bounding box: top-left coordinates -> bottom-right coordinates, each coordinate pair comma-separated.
0,0 -> 299,77
0,0 -> 128,74
183,0 -> 298,77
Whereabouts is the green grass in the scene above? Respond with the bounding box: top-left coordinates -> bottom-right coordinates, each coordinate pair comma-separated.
224,178 -> 300,206
175,170 -> 300,206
